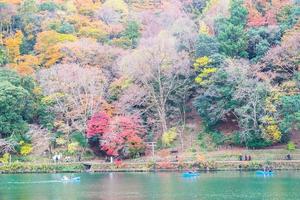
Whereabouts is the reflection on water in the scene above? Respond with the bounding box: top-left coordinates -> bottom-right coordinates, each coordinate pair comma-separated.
1,171 -> 300,200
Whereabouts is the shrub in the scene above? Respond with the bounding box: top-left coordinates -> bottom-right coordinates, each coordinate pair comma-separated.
0,153 -> 10,163
55,137 -> 66,146
162,127 -> 177,147
67,142 -> 79,154
287,141 -> 296,151
19,141 -> 33,156
71,131 -> 87,148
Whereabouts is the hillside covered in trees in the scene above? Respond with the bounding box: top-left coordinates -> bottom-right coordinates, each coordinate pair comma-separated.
0,0 -> 299,160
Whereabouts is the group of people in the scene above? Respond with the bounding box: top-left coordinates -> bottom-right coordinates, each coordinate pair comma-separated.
52,153 -> 82,163
239,154 -> 252,161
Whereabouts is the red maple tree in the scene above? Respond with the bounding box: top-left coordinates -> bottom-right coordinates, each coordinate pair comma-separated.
101,115 -> 145,156
86,112 -> 110,138
86,113 -> 145,157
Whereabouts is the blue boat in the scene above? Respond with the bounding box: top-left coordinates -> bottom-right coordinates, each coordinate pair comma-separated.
256,170 -> 274,176
182,172 -> 200,178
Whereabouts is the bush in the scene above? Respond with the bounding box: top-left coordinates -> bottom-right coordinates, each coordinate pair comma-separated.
128,145 -> 145,158
71,131 -> 87,148
198,132 -> 216,151
67,142 -> 80,154
210,130 -> 225,145
246,139 -> 272,149
162,127 -> 177,147
0,153 -> 10,163
19,142 -> 33,156
287,141 -> 296,151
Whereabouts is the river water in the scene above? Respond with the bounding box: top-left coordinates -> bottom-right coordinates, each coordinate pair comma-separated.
0,171 -> 299,200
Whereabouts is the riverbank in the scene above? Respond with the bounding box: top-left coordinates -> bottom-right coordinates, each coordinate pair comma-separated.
1,149 -> 300,173
0,162 -> 85,173
2,160 -> 300,173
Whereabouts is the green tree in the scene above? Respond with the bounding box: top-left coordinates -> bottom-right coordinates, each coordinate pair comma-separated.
39,1 -> 58,12
0,69 -> 53,137
247,27 -> 281,61
57,22 -> 75,34
280,95 -> 300,137
20,0 -> 38,15
217,22 -> 248,58
215,0 -> 249,58
0,81 -> 29,137
194,60 -> 271,147
19,0 -> 41,54
229,0 -> 248,26
193,68 -> 237,127
0,46 -> 7,66
277,5 -> 300,33
195,34 -> 219,57
122,21 -> 140,48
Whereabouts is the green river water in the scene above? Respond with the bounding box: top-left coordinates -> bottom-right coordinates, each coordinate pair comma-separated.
0,171 -> 300,200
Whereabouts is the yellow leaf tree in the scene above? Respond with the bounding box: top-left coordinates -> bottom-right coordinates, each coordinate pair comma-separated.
162,127 -> 177,147
194,56 -> 217,86
4,30 -> 23,63
35,31 -> 77,67
10,54 -> 38,75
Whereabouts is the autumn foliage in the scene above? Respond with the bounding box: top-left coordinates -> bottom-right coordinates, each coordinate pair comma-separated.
86,112 -> 145,157
245,0 -> 292,27
86,112 -> 110,138
0,0 -> 299,158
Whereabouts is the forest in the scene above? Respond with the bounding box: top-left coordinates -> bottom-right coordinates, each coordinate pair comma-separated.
0,0 -> 299,161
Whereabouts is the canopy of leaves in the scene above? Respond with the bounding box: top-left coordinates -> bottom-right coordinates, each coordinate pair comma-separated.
0,0 -> 298,155
214,0 -> 249,58
87,112 -> 145,158
0,68 -> 52,138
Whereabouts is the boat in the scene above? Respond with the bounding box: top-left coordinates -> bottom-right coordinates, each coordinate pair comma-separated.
256,170 -> 274,176
182,172 -> 200,178
61,176 -> 80,182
